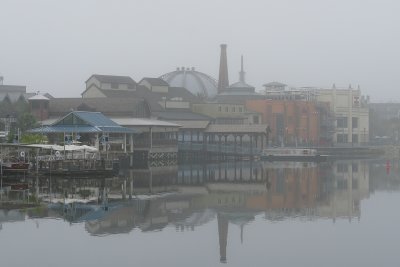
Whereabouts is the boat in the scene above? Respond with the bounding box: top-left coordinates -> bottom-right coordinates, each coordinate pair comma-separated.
260,148 -> 327,162
1,157 -> 30,173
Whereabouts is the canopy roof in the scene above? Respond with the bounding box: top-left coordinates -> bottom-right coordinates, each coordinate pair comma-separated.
29,111 -> 139,134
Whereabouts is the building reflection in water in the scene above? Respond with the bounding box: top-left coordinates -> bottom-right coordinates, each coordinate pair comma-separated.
13,159 -> 399,262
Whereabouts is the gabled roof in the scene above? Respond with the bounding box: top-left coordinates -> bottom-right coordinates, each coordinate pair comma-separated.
29,111 -> 138,134
87,85 -> 199,112
110,117 -> 180,127
88,74 -> 136,85
28,94 -> 50,101
49,97 -> 150,116
139,77 -> 169,87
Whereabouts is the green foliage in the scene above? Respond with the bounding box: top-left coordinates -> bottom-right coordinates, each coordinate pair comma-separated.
20,133 -> 48,144
17,112 -> 38,133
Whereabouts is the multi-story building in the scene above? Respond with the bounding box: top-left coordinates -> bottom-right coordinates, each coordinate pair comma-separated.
316,85 -> 369,145
246,99 -> 332,146
191,103 -> 261,125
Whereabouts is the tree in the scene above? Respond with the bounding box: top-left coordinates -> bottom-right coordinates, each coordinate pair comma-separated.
20,133 -> 47,144
17,112 -> 38,133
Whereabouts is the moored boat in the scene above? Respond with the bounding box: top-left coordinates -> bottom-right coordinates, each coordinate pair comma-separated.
260,148 -> 327,162
1,158 -> 30,173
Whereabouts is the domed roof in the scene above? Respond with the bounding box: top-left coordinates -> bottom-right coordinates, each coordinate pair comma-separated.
160,67 -> 218,98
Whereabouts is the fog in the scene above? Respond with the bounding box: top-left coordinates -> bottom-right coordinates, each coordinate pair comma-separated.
0,0 -> 399,101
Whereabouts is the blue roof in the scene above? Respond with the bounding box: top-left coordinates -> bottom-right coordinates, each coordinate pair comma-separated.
29,111 -> 139,134
29,125 -> 101,134
72,111 -> 121,127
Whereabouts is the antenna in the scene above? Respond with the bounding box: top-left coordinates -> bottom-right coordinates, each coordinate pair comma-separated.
0,75 -> 3,85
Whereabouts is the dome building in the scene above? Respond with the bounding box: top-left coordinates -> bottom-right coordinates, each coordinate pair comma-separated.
159,67 -> 218,99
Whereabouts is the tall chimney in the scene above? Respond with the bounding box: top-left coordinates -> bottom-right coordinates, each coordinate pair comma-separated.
218,44 -> 229,93
239,55 -> 246,83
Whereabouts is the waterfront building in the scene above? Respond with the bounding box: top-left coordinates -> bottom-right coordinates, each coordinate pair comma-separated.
246,99 -> 332,146
191,103 -> 261,125
29,106 -> 180,163
28,111 -> 137,152
316,84 -> 369,145
369,102 -> 400,142
82,74 -> 200,112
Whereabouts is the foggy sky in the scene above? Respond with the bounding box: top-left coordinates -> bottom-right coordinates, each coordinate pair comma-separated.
1,0 -> 399,102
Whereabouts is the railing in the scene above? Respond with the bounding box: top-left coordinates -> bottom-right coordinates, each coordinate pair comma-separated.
178,142 -> 261,155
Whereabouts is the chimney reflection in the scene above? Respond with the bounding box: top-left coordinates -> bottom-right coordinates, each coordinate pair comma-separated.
23,159 -> 390,263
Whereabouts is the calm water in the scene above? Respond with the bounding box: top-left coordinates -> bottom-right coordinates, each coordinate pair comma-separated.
1,159 -> 400,267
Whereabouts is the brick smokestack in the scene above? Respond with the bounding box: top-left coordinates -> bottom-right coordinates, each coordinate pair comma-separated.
217,44 -> 229,93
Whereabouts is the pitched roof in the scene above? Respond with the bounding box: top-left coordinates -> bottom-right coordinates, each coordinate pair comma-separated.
28,94 -> 50,101
49,98 -> 149,116
96,85 -> 199,111
89,74 -> 136,85
170,120 -> 210,129
153,111 -> 212,121
140,77 -> 169,86
110,117 -> 180,127
29,111 -> 138,134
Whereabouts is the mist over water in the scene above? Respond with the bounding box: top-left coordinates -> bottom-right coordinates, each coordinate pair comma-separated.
0,159 -> 399,266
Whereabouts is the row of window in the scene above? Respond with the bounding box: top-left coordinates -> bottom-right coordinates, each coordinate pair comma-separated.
337,117 -> 358,128
337,133 -> 359,143
218,106 -> 243,113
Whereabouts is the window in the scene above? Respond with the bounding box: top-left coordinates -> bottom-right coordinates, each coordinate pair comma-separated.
352,134 -> 358,143
337,163 -> 348,173
225,107 -> 228,112
218,106 -> 222,112
111,83 -> 118,89
337,117 -> 348,128
253,116 -> 259,124
337,133 -> 348,143
239,107 -> 243,112
352,117 -> 358,128
352,163 -> 358,173
232,107 -> 235,112
337,179 -> 348,189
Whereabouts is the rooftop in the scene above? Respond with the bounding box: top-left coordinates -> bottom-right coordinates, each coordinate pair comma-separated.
88,74 -> 136,85
140,77 -> 169,87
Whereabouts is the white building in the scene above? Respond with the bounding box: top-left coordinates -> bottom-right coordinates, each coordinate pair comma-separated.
316,84 -> 369,144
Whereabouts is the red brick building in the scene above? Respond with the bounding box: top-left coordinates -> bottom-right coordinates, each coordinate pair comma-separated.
246,99 -> 332,146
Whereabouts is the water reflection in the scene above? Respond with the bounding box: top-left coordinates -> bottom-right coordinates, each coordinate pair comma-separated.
1,159 -> 400,264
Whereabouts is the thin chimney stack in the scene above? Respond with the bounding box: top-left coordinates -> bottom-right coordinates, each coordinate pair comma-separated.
217,44 -> 229,93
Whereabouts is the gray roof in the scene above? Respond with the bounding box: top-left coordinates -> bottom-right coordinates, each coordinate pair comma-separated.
28,94 -> 49,101
153,111 -> 212,121
49,97 -> 150,117
110,117 -> 180,127
89,74 -> 136,85
140,77 -> 169,86
170,120 -> 210,129
95,85 -> 200,111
